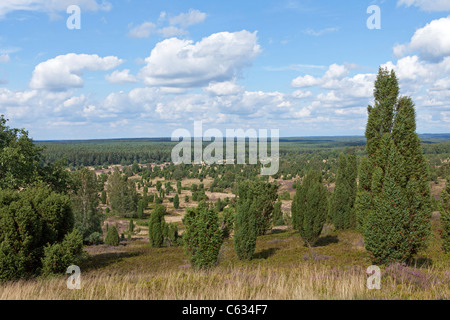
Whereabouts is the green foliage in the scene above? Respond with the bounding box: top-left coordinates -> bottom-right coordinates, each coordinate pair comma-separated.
182,202 -> 223,269
330,152 -> 357,230
129,219 -> 134,233
357,68 -> 432,265
0,184 -> 74,281
291,170 -> 328,246
234,191 -> 257,260
174,194 -> 180,209
236,180 -> 279,236
106,169 -> 138,217
0,115 -> 71,192
104,226 -> 120,246
279,192 -> 291,201
165,223 -> 180,247
220,208 -> 235,239
71,168 -> 103,244
41,229 -> 84,276
137,200 -> 144,219
100,190 -> 107,204
440,179 -> 450,253
149,204 -> 166,248
273,200 -> 284,226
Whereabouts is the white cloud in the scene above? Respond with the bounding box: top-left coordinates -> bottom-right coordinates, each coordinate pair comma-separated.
292,89 -> 313,99
394,16 -> 450,61
169,9 -> 206,28
291,75 -> 321,88
29,53 -> 123,91
128,22 -> 156,38
398,0 -> 450,11
139,30 -> 261,88
303,27 -> 339,36
0,0 -> 111,18
128,9 -> 206,39
105,69 -> 137,84
0,54 -> 10,63
204,81 -> 244,96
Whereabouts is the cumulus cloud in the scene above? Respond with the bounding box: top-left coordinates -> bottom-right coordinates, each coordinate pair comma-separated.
397,0 -> 450,11
394,16 -> 450,61
204,81 -> 244,96
0,0 -> 111,18
138,30 -> 261,88
29,53 -> 123,91
105,69 -> 137,84
169,9 -> 206,28
128,22 -> 156,38
128,9 -> 206,39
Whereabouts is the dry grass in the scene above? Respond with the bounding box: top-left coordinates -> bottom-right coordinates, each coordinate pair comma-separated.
1,224 -> 449,300
1,263 -> 447,300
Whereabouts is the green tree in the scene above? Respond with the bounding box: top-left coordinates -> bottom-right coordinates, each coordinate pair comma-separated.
0,184 -> 74,281
106,169 -> 138,217
291,170 -> 328,247
440,179 -> 450,253
182,202 -> 223,269
234,190 -> 257,260
356,67 -> 432,264
236,180 -> 278,236
71,168 -> 103,244
149,204 -> 166,248
273,200 -> 284,226
104,225 -> 120,246
173,194 -> 180,209
331,153 -> 357,230
100,190 -> 107,205
41,229 -> 84,275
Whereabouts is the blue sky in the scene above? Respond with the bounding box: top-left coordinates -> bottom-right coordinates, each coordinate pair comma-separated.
0,0 -> 449,140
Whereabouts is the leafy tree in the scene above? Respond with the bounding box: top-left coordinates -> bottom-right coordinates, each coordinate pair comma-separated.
440,179 -> 450,253
105,226 -> 120,246
41,229 -> 84,275
220,208 -> 235,239
177,181 -> 182,194
234,192 -> 257,260
273,200 -> 284,226
0,115 -> 71,192
174,194 -> 180,209
235,180 -> 278,236
129,219 -> 134,233
137,200 -> 144,219
356,68 -> 432,264
292,170 -> 328,247
106,169 -> 138,217
0,184 -> 74,281
182,202 -> 223,269
149,204 -> 166,248
100,190 -> 107,205
330,152 -> 357,230
71,168 -> 103,244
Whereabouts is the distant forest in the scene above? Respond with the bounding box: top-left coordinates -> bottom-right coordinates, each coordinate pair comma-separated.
36,135 -> 450,169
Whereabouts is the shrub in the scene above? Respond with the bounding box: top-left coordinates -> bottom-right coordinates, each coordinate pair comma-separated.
0,184 -> 75,281
234,198 -> 257,260
291,170 -> 328,247
183,202 -> 223,269
105,226 -> 120,246
149,205 -> 166,248
440,179 -> 450,253
41,229 -> 84,276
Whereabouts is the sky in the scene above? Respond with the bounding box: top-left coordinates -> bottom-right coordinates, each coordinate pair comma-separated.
0,0 -> 450,140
